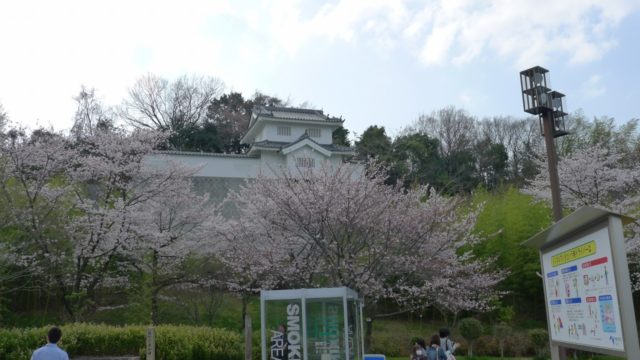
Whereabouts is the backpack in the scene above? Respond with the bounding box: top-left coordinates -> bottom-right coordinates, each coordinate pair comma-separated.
426,347 -> 446,360
441,338 -> 455,353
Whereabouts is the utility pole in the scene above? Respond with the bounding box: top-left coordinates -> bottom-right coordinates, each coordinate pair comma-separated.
541,110 -> 563,222
520,66 -> 570,360
519,66 -> 568,222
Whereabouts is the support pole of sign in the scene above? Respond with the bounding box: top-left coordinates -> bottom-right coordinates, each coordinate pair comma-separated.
146,327 -> 155,360
343,293 -> 349,360
359,302 -> 365,359
302,291 -> 308,360
261,294 -> 267,360
245,314 -> 252,360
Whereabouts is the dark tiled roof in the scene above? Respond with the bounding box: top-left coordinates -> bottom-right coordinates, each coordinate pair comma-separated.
252,134 -> 355,154
260,106 -> 342,121
250,106 -> 343,127
153,150 -> 259,159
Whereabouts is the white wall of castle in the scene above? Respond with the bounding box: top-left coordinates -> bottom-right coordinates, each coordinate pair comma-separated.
146,148 -> 348,179
254,122 -> 334,144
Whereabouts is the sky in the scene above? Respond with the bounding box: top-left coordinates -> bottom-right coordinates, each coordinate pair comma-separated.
1,0 -> 639,138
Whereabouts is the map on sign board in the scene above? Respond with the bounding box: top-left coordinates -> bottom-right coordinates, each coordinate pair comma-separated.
541,226 -> 624,351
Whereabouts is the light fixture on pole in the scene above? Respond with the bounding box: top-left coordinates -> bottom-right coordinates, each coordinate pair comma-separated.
520,65 -> 571,360
520,66 -> 569,138
519,66 -> 568,222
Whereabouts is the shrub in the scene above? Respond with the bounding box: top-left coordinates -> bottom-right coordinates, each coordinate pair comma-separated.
528,328 -> 549,359
471,335 -> 499,357
494,322 -> 512,358
503,332 -> 533,357
141,325 -> 243,360
0,324 -> 242,360
458,318 -> 483,358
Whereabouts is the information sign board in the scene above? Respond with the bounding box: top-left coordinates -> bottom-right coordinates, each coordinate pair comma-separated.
541,226 -> 623,351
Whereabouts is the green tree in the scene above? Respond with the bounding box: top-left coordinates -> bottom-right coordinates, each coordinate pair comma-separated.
458,318 -> 483,358
248,91 -> 287,108
206,91 -> 292,153
528,328 -> 549,359
476,139 -> 508,190
355,125 -> 392,159
206,92 -> 252,154
494,323 -> 512,358
390,133 -> 444,188
167,121 -> 221,152
472,186 -> 551,320
443,149 -> 478,194
332,126 -> 351,147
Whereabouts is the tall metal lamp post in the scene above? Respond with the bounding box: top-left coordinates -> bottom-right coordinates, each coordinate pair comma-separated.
520,66 -> 568,222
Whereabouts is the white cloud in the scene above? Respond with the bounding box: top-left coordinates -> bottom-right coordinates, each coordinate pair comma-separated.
582,74 -> 607,98
415,0 -> 637,68
228,0 -> 638,69
0,0 -> 636,130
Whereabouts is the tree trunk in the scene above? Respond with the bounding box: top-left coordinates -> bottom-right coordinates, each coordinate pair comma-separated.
241,295 -> 248,332
151,290 -> 159,326
61,291 -> 76,321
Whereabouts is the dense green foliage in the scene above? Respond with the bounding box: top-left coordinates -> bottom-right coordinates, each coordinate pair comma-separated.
459,318 -> 483,357
471,187 -> 552,321
527,328 -> 549,359
0,324 -> 242,360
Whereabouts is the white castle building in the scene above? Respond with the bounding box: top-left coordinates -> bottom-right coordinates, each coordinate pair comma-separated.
147,106 -> 356,200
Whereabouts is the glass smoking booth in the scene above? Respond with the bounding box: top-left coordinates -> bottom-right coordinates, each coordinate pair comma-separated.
261,287 -> 364,360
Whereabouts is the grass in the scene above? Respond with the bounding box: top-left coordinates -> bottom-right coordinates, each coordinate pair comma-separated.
389,357 -> 533,360
388,355 -> 626,360
389,357 -> 625,360
6,292 -> 629,360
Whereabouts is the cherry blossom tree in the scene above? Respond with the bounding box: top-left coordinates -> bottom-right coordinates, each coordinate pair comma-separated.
128,171 -> 217,325
524,144 -> 640,288
525,145 -> 640,211
61,128 -> 181,318
220,162 -> 505,326
0,124 -> 215,319
0,128 -> 76,314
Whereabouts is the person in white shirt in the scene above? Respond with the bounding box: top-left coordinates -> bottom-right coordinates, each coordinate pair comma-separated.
31,326 -> 69,360
439,328 -> 458,357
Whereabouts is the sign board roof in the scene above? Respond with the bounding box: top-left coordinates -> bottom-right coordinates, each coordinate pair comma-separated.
522,206 -> 633,251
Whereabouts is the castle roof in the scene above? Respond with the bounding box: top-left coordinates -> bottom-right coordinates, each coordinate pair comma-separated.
250,132 -> 354,155
248,106 -> 343,129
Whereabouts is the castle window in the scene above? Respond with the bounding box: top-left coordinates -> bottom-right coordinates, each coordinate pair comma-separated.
306,128 -> 321,138
296,157 -> 315,168
277,126 -> 291,136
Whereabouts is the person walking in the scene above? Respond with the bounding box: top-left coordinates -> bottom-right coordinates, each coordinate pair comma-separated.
439,328 -> 458,356
426,334 -> 447,360
410,338 -> 427,360
31,326 -> 69,360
